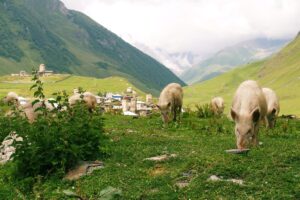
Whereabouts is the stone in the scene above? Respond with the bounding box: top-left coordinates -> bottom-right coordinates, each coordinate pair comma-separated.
64,161 -> 104,181
0,132 -> 23,165
207,175 -> 244,185
208,175 -> 222,181
175,181 -> 189,188
144,154 -> 177,162
225,149 -> 250,154
228,178 -> 244,185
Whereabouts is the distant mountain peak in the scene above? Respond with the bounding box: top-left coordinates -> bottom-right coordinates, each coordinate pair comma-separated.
180,37 -> 290,84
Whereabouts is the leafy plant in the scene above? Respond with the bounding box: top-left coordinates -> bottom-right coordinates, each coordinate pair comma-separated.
1,72 -> 108,180
195,103 -> 214,118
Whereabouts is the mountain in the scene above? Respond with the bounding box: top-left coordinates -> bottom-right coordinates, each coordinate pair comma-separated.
184,33 -> 300,116
131,42 -> 201,75
181,38 -> 290,84
0,0 -> 185,95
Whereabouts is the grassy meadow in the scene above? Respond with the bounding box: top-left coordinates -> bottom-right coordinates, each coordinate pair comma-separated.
0,75 -> 145,98
0,113 -> 299,199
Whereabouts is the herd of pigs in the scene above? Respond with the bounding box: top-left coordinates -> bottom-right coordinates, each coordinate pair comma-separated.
3,80 -> 279,150
3,91 -> 97,122
157,80 -> 279,150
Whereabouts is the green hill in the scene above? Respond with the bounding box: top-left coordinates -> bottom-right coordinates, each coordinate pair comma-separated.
184,34 -> 300,116
0,75 -> 146,98
0,0 -> 185,95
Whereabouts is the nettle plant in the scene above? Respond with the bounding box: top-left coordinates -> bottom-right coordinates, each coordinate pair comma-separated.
195,103 -> 214,118
4,70 -> 107,179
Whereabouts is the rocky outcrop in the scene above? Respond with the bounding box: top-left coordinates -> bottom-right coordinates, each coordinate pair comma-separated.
0,132 -> 23,164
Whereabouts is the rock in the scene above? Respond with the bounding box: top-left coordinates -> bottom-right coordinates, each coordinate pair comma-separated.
228,178 -> 244,185
175,180 -> 189,188
175,170 -> 197,189
144,154 -> 177,162
64,161 -> 104,181
225,149 -> 250,154
207,175 -> 244,185
207,175 -> 222,181
0,132 -> 23,165
62,190 -> 83,199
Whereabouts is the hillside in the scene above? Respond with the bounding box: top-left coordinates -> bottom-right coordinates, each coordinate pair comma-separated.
181,38 -> 289,84
0,0 -> 185,95
0,75 -> 146,98
184,34 -> 300,116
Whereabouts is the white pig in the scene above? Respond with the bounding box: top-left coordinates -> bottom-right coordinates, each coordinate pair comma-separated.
231,80 -> 267,149
157,83 -> 183,123
262,88 -> 280,128
210,97 -> 225,115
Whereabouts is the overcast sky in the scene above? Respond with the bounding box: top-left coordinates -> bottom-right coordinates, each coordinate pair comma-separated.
61,0 -> 300,57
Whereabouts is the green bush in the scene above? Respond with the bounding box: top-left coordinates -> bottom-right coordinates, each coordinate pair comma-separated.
195,103 -> 214,118
0,71 -> 107,179
10,102 -> 106,178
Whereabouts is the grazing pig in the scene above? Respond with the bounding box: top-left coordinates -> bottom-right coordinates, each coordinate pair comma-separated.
69,92 -> 97,112
210,97 -> 225,115
3,92 -> 19,105
3,92 -> 57,123
157,83 -> 183,123
262,88 -> 280,128
3,92 -> 38,123
231,80 -> 267,149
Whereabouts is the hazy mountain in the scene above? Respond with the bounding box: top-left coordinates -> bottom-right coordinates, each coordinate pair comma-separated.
131,42 -> 201,75
180,38 -> 290,84
0,0 -> 185,94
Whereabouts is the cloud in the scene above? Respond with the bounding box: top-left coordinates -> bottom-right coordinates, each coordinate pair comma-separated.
61,0 -> 300,56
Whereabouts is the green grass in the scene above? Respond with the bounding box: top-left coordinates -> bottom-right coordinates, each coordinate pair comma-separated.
0,75 -> 146,98
0,114 -> 299,199
184,35 -> 300,116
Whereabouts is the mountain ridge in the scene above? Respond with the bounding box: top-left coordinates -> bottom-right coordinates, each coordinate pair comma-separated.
0,0 -> 185,95
181,37 -> 290,84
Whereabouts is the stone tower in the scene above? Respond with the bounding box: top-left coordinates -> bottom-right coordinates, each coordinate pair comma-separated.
39,64 -> 46,73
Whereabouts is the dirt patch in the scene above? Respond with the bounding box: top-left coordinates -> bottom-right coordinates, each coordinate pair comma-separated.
149,165 -> 167,176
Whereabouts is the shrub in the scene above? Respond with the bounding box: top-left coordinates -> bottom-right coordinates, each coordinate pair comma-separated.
195,103 -> 214,118
11,102 -> 106,178
1,71 -> 107,179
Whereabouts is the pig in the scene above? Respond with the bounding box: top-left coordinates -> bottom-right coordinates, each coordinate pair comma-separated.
231,80 -> 267,149
3,92 -> 58,123
262,88 -> 280,128
3,92 -> 39,123
210,97 -> 225,115
69,92 -> 97,112
3,92 -> 19,105
157,83 -> 183,123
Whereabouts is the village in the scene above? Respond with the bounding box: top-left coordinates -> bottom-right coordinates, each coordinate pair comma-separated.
10,64 -> 155,117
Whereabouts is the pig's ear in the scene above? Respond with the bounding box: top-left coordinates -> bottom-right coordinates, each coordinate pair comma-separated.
230,108 -> 238,120
251,107 -> 260,123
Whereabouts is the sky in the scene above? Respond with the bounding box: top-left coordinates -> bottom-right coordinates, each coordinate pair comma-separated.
61,0 -> 300,57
